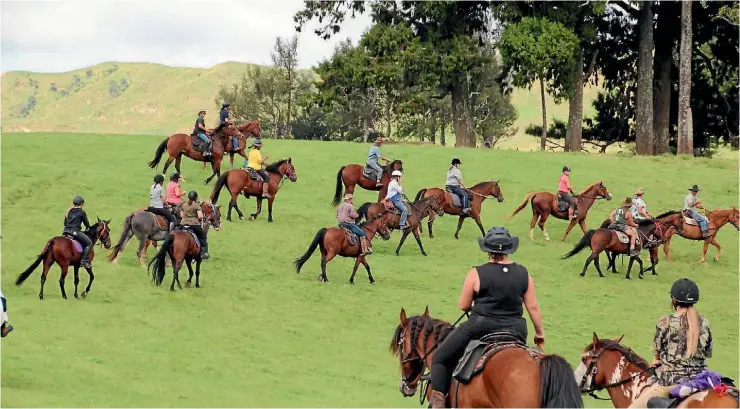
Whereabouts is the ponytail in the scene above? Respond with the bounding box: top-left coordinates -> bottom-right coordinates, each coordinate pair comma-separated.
683,305 -> 700,358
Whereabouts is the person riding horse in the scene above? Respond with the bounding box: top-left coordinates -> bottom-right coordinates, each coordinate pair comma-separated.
367,136 -> 391,187
63,195 -> 93,269
192,109 -> 212,157
446,158 -> 470,215
166,172 -> 185,210
684,185 -> 710,238
631,188 -> 652,222
628,278 -> 712,408
429,226 -> 545,409
180,191 -> 210,260
336,193 -> 372,255
384,170 -> 409,230
558,166 -> 577,220
147,174 -> 177,237
609,197 -> 640,256
213,102 -> 237,152
244,138 -> 271,199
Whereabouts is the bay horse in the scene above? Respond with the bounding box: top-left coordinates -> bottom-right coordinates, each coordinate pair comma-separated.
148,204 -> 222,291
148,123 -> 244,184
508,181 -> 613,241
561,220 -> 663,279
293,211 -> 393,284
331,159 -> 404,206
108,202 -> 221,267
654,207 -> 739,264
414,181 -> 505,239
210,158 -> 297,222
201,121 -> 262,170
576,333 -> 739,408
597,218 -> 674,276
391,307 -> 583,408
16,219 -> 112,300
356,196 -> 442,256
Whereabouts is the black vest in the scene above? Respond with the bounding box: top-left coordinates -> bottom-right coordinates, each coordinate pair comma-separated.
470,262 -> 529,321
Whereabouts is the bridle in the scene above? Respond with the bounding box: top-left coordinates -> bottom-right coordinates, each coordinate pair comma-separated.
201,202 -> 221,231
272,161 -> 297,190
95,223 -> 112,248
578,346 -> 656,401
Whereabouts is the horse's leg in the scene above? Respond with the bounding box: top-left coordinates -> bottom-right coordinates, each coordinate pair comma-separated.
636,257 -> 644,279
170,257 -> 183,291
39,256 -> 55,300
195,259 -> 201,288
701,238 -> 711,264
412,228 -> 428,256
229,190 -> 244,221
229,152 -> 234,169
395,230 -> 412,256
662,231 -> 675,262
250,198 -> 263,221
529,212 -> 539,240
162,156 -> 175,174
579,219 -> 588,234
561,220 -> 578,241
175,154 -> 182,175
136,236 -> 148,268
593,254 -> 605,277
453,216 -> 465,240
185,259 -> 194,288
711,237 -> 721,262
538,213 -> 552,241
579,254 -> 595,277
349,257 -> 362,285
319,252 -> 335,283
82,266 -> 94,298
473,214 -> 486,237
59,264 -> 69,299
205,159 -> 221,184
73,265 -> 80,299
267,196 -> 275,223
626,257 -> 635,279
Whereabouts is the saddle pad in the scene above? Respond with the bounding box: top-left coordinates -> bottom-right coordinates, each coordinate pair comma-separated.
452,331 -> 539,384
246,169 -> 261,180
339,226 -> 359,247
182,228 -> 201,249
683,216 -> 699,226
557,200 -> 569,212
445,189 -> 472,209
62,235 -> 84,254
191,135 -> 208,152
614,230 -> 641,246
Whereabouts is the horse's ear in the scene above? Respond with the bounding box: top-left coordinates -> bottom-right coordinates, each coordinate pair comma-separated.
592,332 -> 600,346
215,204 -> 221,209
97,216 -> 101,223
400,308 -> 408,325
495,179 -> 500,184
615,334 -> 624,344
423,306 -> 429,317
105,219 -> 111,225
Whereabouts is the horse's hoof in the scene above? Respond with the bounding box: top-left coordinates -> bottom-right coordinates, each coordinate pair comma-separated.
579,273 -> 585,277
74,294 -> 79,299
39,294 -> 44,300
185,282 -> 191,288
239,216 -> 244,220
713,258 -> 719,262
81,292 -> 87,299
369,281 -> 375,285
268,219 -> 273,223
249,216 -> 255,221
349,281 -> 355,285
422,253 -> 427,257
195,284 -> 200,288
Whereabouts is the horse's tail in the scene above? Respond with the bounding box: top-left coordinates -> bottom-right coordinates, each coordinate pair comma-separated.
148,138 -> 169,169
332,166 -> 346,206
507,192 -> 537,220
108,213 -> 134,261
561,230 -> 596,259
211,171 -> 230,204
538,355 -> 584,408
16,240 -> 52,285
148,234 -> 174,285
294,228 -> 327,273
414,188 -> 427,202
356,202 -> 372,223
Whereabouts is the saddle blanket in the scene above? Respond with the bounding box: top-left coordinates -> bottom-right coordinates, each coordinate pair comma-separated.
452,331 -> 541,384
62,235 -> 84,253
339,225 -> 359,247
180,228 -> 201,249
445,188 -> 473,209
614,230 -> 641,247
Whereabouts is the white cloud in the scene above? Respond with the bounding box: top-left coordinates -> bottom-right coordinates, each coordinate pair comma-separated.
0,0 -> 372,73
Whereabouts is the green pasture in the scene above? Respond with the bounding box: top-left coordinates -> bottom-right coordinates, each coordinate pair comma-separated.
1,133 -> 738,407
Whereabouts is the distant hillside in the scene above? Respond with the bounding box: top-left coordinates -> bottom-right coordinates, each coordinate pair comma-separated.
1,61 -> 601,146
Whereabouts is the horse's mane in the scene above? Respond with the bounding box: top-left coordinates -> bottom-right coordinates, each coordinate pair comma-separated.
637,219 -> 655,226
83,222 -> 102,238
579,181 -> 603,196
358,210 -> 388,227
390,315 -> 454,356
265,159 -> 288,173
598,339 -> 650,370
471,180 -> 493,190
655,210 -> 681,219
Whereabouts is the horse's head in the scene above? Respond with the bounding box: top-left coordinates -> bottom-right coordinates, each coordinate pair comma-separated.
267,158 -> 297,182
575,333 -> 651,397
201,201 -> 222,232
729,207 -> 739,230
240,121 -> 262,138
391,307 -> 431,397
374,212 -> 393,241
95,217 -> 112,249
490,179 -> 504,202
222,123 -> 243,138
593,181 -> 613,201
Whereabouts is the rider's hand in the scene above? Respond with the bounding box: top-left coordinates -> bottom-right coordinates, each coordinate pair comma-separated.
534,333 -> 545,347
650,359 -> 661,368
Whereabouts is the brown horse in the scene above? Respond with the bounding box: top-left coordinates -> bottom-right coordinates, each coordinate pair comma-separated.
391,307 -> 583,408
148,123 -> 244,184
210,158 -> 297,222
294,211 -> 393,284
200,121 -> 262,170
16,219 -> 112,300
414,181 -> 505,239
598,218 -> 675,277
148,205 -> 222,291
562,220 -> 665,279
576,333 -> 739,408
654,208 -> 739,264
331,159 -> 404,206
509,181 -> 613,241
356,196 -> 442,256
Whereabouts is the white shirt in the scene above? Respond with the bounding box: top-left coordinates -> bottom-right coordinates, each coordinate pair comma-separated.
386,180 -> 403,200
631,196 -> 647,219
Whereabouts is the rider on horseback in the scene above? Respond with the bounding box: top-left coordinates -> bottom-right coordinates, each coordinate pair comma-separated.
336,193 -> 372,255
193,109 -> 212,157
385,170 -> 409,230
609,197 -> 640,256
63,195 -> 93,269
628,278 -> 712,408
214,102 -> 238,152
446,158 -> 470,215
166,172 -> 185,210
147,174 -> 177,237
632,188 -> 652,222
245,138 -> 271,199
367,136 -> 391,187
429,227 -> 545,409
684,185 -> 710,238
558,166 -> 577,220
180,191 -> 209,260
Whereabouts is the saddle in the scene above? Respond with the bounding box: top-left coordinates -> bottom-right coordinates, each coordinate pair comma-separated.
180,226 -> 201,249
191,134 -> 212,153
451,331 -> 541,384
245,168 -> 262,181
556,193 -> 578,212
613,230 -> 641,247
139,206 -> 181,229
445,187 -> 473,209
61,233 -> 85,254
381,199 -> 413,217
681,210 -> 700,226
362,164 -> 379,179
338,224 -> 359,247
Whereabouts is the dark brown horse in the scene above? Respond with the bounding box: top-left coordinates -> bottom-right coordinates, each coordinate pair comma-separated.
148,205 -> 222,291
509,181 -> 613,241
655,207 -> 739,264
148,123 -> 244,184
576,333 -> 739,408
597,217 -> 675,276
414,181 -> 505,239
210,158 -> 297,222
391,307 -> 583,408
356,196 -> 442,256
16,219 -> 112,300
294,211 -> 394,284
331,160 -> 404,206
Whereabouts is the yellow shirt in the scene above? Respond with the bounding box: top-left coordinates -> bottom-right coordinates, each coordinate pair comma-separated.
247,148 -> 263,170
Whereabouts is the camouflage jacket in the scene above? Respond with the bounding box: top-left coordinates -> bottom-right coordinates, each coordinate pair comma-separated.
652,312 -> 713,386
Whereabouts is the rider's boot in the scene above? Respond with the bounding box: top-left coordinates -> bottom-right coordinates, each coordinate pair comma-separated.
361,237 -> 372,255
429,390 -> 447,409
80,245 -> 92,269
200,238 -> 210,260
1,322 -> 13,337
262,183 -> 272,199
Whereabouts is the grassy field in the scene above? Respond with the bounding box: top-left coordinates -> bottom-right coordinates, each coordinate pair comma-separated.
1,133 -> 738,407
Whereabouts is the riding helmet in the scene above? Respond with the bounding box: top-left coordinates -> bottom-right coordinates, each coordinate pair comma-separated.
72,196 -> 85,206
452,158 -> 462,165
222,102 -> 230,109
153,174 -> 165,185
171,172 -> 181,181
670,278 -> 700,304
563,165 -> 571,172
188,191 -> 198,201
392,170 -> 403,177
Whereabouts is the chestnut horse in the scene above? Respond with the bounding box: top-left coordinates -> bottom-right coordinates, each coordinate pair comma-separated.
331,160 -> 404,206
293,211 -> 393,284
201,121 -> 262,170
414,181 -> 505,239
391,307 -> 583,408
210,158 -> 297,222
148,123 -> 244,184
576,333 -> 738,408
16,219 -> 112,300
356,195 -> 442,256
654,207 -> 739,264
508,181 -> 613,241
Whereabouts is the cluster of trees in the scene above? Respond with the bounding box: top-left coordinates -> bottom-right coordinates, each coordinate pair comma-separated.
220,1 -> 738,156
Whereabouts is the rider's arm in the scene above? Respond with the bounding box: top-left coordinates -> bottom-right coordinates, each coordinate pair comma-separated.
197,209 -> 204,220
457,268 -> 478,311
81,211 -> 91,229
609,209 -> 616,222
651,316 -> 669,365
523,274 -> 544,337
626,213 -> 638,227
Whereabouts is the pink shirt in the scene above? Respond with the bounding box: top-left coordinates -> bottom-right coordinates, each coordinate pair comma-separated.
558,175 -> 570,193
166,181 -> 184,205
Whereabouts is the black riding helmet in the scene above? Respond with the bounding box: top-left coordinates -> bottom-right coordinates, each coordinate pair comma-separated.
154,174 -> 165,185
170,172 -> 181,181
73,196 -> 85,206
670,278 -> 700,304
188,191 -> 198,201
563,165 -> 571,172
222,102 -> 230,109
452,158 -> 461,166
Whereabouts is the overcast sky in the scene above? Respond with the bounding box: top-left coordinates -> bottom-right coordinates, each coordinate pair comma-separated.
0,0 -> 373,73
